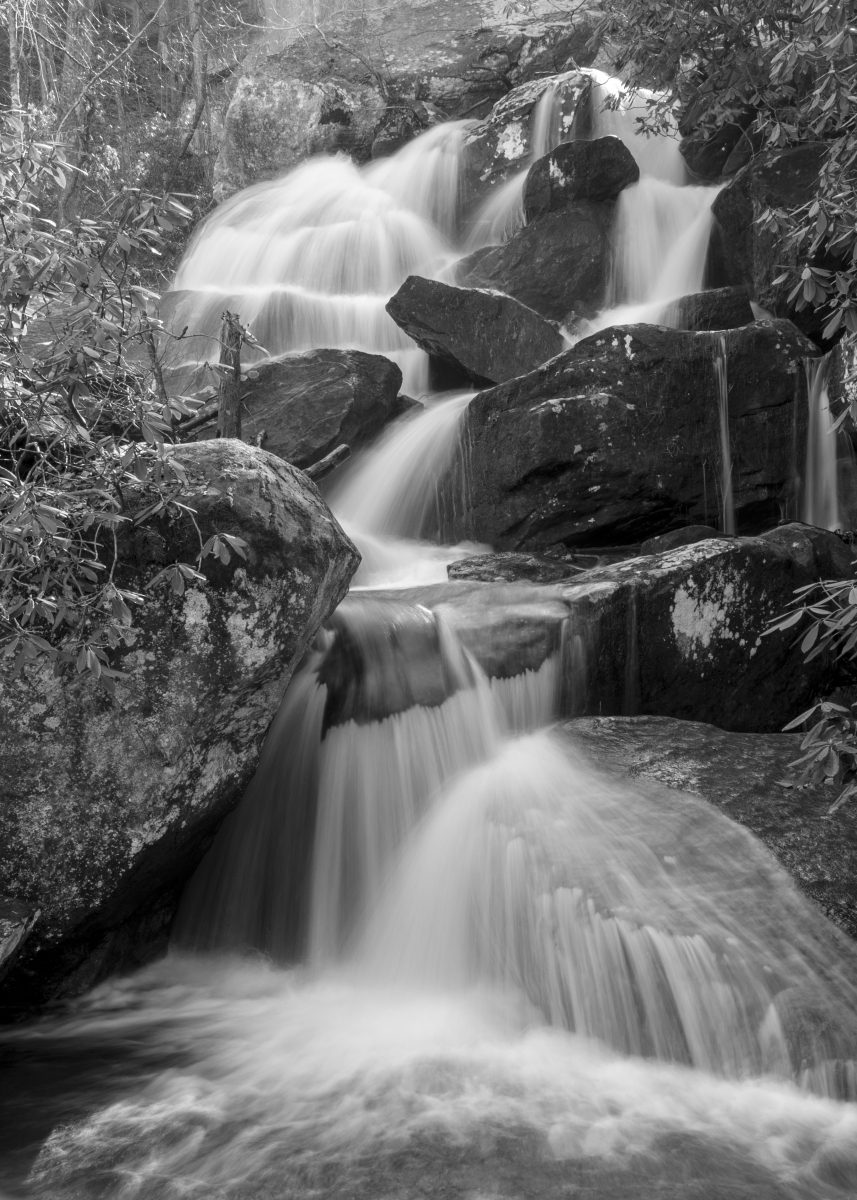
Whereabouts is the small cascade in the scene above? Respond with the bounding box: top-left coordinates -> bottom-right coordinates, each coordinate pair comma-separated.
325,389 -> 482,587
163,122 -> 470,394
175,596 -> 562,963
803,354 -> 841,531
357,730 -> 857,1088
714,334 -> 736,535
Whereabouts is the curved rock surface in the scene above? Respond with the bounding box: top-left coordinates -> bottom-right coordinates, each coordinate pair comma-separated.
0,440 -> 359,1013
564,715 -> 857,940
455,201 -> 614,322
186,349 -> 405,467
440,319 -> 817,549
386,276 -> 565,385
523,135 -> 639,220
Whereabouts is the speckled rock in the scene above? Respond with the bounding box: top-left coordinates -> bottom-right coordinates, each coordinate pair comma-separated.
386,276 -> 565,385
185,349 -> 405,467
214,4 -> 603,199
438,319 -> 817,549
522,136 -> 639,220
0,440 -> 359,1014
563,715 -> 857,940
319,524 -> 853,736
446,551 -> 586,582
639,526 -> 722,555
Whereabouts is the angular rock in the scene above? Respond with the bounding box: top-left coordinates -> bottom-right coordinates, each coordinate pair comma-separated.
0,900 -> 38,982
565,715 -> 857,940
639,525 -> 722,555
523,136 -> 639,220
447,551 -> 585,583
318,524 -> 854,736
386,276 -> 565,386
0,440 -> 359,1013
186,349 -> 405,468
711,145 -> 833,345
455,202 -> 614,322
439,319 -> 818,549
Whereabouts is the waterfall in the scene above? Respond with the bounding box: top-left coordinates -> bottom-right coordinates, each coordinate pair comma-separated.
162,122 -> 471,395
803,355 -> 841,531
714,335 -> 736,535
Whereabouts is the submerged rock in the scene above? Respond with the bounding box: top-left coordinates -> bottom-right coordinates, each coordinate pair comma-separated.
523,136 -> 639,220
439,319 -> 817,549
0,440 -> 359,1014
564,715 -> 857,940
186,349 -> 405,468
386,276 -> 565,385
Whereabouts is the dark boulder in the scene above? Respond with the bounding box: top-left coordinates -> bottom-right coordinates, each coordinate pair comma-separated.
0,440 -> 359,1013
523,136 -> 639,220
679,107 -> 756,181
668,286 -> 755,332
386,276 -> 565,385
711,145 -> 833,345
455,202 -> 614,322
565,715 -> 857,940
439,319 -> 817,550
187,349 -> 405,469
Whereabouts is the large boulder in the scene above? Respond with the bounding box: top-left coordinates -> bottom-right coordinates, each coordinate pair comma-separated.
317,524 -> 855,734
523,135 -> 639,220
186,349 -> 405,467
711,145 -> 832,345
667,286 -> 755,332
565,715 -> 857,940
215,7 -> 602,199
0,440 -> 359,1013
386,275 -> 565,385
439,319 -> 817,549
455,201 -> 614,322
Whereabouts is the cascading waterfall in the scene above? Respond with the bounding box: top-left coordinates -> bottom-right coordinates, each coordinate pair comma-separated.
714,334 -> 736,535
162,122 -> 470,395
803,354 -> 841,531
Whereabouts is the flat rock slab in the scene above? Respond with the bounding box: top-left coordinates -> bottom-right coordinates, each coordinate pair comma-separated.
564,714 -> 857,941
386,276 -> 565,385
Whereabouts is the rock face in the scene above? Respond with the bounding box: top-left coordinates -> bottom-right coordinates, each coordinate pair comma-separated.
215,5 -> 602,198
440,319 -> 817,550
565,715 -> 857,940
386,276 -> 565,385
188,349 -> 405,467
668,287 -> 755,332
320,525 -> 854,735
455,201 -> 614,322
523,136 -> 639,220
711,145 -> 832,344
0,440 -> 359,1012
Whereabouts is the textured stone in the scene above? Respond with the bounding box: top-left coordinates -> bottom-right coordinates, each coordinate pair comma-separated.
187,349 -> 405,468
523,136 -> 639,220
386,276 -> 565,385
667,287 -> 756,332
439,319 -> 817,550
0,440 -> 359,1013
455,201 -> 614,322
564,715 -> 857,940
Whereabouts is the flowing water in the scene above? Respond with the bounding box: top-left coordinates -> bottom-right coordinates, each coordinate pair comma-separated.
4,74 -> 857,1200
714,334 -> 736,535
803,355 -> 841,531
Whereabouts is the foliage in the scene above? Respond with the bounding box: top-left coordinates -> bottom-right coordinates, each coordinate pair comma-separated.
0,115 -> 244,689
596,0 -> 857,336
767,573 -> 857,811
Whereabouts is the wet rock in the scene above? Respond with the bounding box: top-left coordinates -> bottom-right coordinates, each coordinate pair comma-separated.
0,900 -> 38,982
640,526 -> 722,555
0,440 -> 359,1013
523,136 -> 639,220
563,714 -> 857,940
455,201 -> 614,322
386,276 -> 565,386
711,145 -> 834,345
668,287 -> 755,332
447,551 -> 585,583
439,319 -> 817,550
185,349 -> 405,468
679,107 -> 756,180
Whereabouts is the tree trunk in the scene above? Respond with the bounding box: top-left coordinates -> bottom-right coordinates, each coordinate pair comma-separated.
217,311 -> 243,439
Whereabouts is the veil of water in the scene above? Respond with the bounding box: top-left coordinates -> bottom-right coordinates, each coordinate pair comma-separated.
714,334 -> 736,534
803,355 -> 841,531
4,67 -> 857,1200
